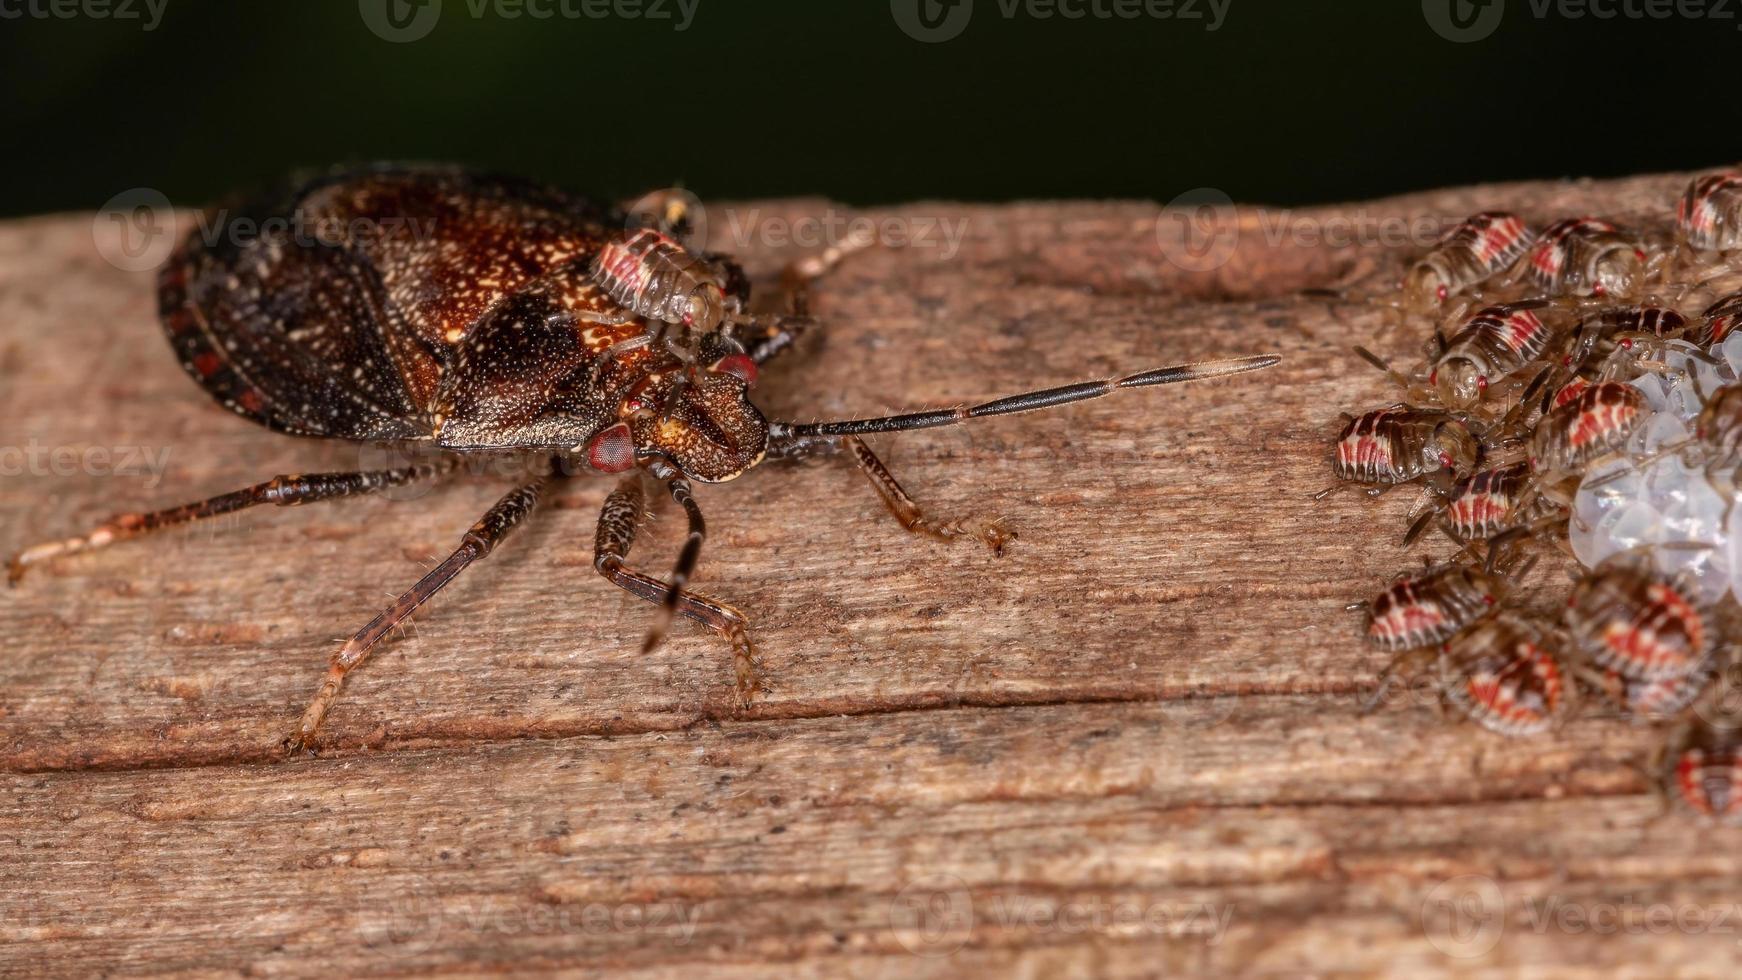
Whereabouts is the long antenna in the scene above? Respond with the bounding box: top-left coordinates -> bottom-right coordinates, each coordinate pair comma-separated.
769,354 -> 1280,439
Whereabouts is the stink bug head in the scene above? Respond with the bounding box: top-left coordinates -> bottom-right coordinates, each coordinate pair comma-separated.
1426,418 -> 1480,477
620,368 -> 768,482
1592,245 -> 1644,299
1402,261 -> 1450,314
1432,357 -> 1486,411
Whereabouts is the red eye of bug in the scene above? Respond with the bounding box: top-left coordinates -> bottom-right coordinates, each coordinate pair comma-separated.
1436,284 -> 1449,302
1429,369 -> 1438,385
1439,451 -> 1454,470
1482,594 -> 1496,606
1634,248 -> 1646,260
1619,338 -> 1634,350
1476,375 -> 1488,390
586,422 -> 637,473
1562,354 -> 1573,366
1593,283 -> 1607,297
712,353 -> 758,387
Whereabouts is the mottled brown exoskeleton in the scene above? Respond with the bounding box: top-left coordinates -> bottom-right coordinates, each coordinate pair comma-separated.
1517,217 -> 1656,300
1659,687 -> 1742,823
1564,551 -> 1713,683
1401,458 -> 1565,550
1401,211 -> 1537,314
1317,405 -> 1480,501
1677,172 -> 1742,254
5,165 -> 1281,753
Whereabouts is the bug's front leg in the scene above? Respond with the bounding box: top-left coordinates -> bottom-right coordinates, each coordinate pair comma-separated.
593,473 -> 761,708
284,472 -> 549,755
844,436 -> 1014,555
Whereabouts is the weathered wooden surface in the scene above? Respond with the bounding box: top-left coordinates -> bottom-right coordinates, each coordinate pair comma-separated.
4,173 -> 1740,976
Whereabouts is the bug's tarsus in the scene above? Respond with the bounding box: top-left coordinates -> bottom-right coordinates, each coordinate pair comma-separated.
593,472 -> 761,707
845,435 -> 1015,555
283,472 -> 549,755
769,354 -> 1280,440
5,462 -> 454,586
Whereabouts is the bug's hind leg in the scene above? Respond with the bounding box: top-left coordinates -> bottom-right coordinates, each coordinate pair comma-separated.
727,225 -> 878,368
6,461 -> 455,585
735,314 -> 819,366
844,436 -> 1015,555
284,473 -> 548,754
593,473 -> 761,708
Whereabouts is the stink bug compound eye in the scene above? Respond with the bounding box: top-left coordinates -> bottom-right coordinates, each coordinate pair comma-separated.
4,164 -> 1281,754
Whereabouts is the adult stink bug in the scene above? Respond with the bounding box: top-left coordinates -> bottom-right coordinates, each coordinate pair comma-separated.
6,165 -> 1280,753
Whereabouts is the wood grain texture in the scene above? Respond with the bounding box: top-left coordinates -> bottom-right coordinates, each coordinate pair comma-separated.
5,173 -> 1741,976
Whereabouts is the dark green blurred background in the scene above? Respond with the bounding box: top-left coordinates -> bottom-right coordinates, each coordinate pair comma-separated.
2,0 -> 1737,216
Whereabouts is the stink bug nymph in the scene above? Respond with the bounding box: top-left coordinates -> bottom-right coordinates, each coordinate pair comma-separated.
6,165 -> 1281,753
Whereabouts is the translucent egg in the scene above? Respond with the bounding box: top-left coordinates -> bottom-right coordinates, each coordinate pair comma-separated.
1722,331 -> 1742,377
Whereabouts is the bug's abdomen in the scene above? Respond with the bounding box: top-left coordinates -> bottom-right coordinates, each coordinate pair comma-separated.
1678,172 -> 1742,251
1443,615 -> 1565,736
1529,381 -> 1645,474
1445,461 -> 1544,541
591,229 -> 725,328
1334,408 -> 1441,484
1441,305 -> 1552,377
159,227 -> 429,440
1365,566 -> 1499,651
1522,217 -> 1640,297
1694,383 -> 1742,470
1698,290 -> 1742,346
1672,727 -> 1742,820
157,166 -> 619,441
1565,566 -> 1709,681
1428,212 -> 1534,289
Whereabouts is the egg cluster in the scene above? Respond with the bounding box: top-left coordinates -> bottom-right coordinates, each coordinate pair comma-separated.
1572,335 -> 1742,605
1328,171 -> 1742,822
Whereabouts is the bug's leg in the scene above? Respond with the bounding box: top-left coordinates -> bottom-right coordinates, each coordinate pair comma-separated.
284,474 -> 548,754
736,314 -> 820,367
593,473 -> 761,706
843,436 -> 1014,555
780,228 -> 878,317
6,461 -> 456,585
726,226 -> 879,369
